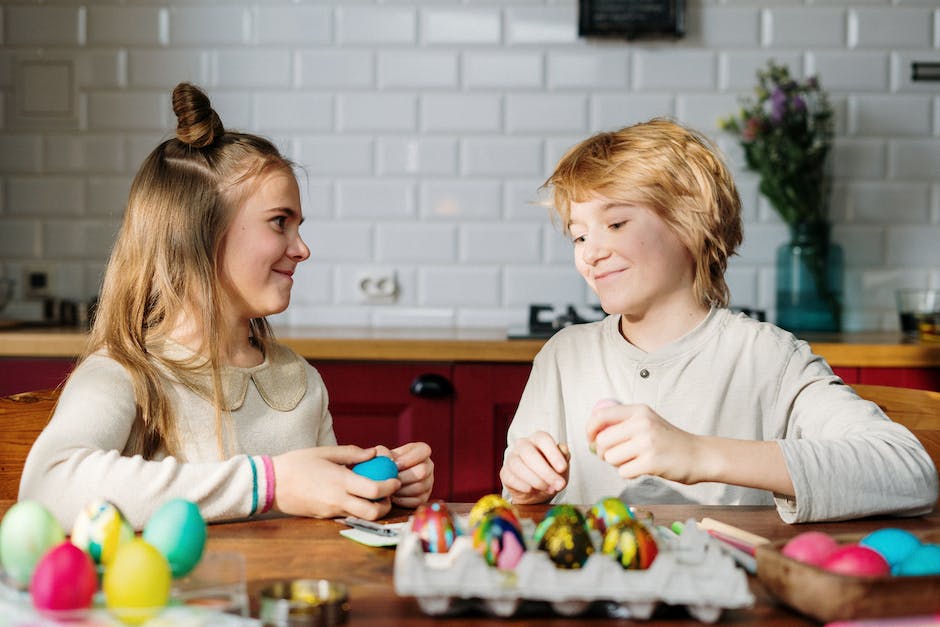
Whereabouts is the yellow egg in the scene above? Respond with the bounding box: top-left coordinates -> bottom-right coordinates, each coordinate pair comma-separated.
103,538 -> 172,625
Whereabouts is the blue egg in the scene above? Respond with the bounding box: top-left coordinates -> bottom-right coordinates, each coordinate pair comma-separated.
859,528 -> 921,568
894,543 -> 940,576
351,456 -> 399,481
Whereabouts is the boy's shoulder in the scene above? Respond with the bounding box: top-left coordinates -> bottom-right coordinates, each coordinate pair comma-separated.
717,309 -> 808,355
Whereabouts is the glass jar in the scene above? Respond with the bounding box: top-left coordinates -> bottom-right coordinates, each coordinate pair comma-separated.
775,221 -> 843,333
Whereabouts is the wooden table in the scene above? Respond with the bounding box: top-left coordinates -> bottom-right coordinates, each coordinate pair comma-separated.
6,501 -> 933,625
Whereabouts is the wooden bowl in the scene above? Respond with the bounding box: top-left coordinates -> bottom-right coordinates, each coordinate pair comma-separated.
755,529 -> 940,623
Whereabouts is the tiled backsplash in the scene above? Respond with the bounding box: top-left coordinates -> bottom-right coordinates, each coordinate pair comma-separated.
0,1 -> 938,331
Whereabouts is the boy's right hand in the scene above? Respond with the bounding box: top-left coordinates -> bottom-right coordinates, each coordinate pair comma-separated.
272,445 -> 400,521
499,431 -> 570,505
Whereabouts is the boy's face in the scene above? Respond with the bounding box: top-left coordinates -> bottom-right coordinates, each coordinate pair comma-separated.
218,169 -> 310,321
568,195 -> 695,319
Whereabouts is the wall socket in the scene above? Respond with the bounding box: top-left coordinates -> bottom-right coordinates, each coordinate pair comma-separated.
355,269 -> 399,305
23,264 -> 54,299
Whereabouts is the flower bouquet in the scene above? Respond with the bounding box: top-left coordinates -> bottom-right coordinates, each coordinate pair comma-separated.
721,61 -> 842,332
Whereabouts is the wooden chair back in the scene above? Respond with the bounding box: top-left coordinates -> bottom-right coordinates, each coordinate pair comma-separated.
851,384 -> 940,509
0,389 -> 59,500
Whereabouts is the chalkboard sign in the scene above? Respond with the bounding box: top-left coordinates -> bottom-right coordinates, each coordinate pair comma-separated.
579,0 -> 685,39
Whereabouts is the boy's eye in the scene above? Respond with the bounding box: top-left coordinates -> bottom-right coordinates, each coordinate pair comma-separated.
571,234 -> 586,245
273,215 -> 287,229
609,221 -> 625,231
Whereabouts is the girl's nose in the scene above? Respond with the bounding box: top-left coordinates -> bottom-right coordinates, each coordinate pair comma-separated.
581,236 -> 608,265
291,233 -> 311,262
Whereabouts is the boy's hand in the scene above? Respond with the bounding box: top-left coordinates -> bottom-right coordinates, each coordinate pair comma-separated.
586,402 -> 703,485
381,441 -> 434,508
499,431 -> 570,505
272,446 -> 400,521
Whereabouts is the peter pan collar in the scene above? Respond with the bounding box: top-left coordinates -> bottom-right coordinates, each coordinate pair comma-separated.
151,339 -> 308,412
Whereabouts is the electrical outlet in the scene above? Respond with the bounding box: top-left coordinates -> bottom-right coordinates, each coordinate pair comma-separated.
354,269 -> 399,305
23,264 -> 54,299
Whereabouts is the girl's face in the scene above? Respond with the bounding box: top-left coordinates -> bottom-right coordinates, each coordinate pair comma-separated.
568,195 -> 695,320
218,168 -> 310,321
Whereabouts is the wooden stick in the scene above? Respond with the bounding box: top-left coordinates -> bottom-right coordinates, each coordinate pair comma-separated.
698,517 -> 771,549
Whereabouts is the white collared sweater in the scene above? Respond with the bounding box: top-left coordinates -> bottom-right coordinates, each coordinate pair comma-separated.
19,342 -> 335,530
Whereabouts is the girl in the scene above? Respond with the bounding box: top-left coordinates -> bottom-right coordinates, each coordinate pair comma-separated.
20,83 -> 434,530
500,119 -> 937,522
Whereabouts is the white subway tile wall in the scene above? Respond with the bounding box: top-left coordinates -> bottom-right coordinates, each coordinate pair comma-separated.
0,0 -> 938,331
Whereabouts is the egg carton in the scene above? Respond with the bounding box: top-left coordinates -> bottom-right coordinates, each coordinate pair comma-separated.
394,517 -> 754,622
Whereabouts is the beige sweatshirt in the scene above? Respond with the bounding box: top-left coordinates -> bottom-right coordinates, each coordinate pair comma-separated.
505,308 -> 938,522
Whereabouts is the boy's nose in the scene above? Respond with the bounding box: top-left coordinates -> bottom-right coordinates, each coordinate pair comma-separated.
581,238 -> 608,265
291,234 -> 311,261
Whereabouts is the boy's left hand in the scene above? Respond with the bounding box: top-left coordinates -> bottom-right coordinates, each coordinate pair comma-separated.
376,442 -> 434,508
586,403 -> 703,485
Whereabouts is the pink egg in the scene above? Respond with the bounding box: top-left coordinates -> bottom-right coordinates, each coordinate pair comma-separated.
782,531 -> 840,566
821,544 -> 891,577
30,541 -> 98,615
593,398 -> 620,411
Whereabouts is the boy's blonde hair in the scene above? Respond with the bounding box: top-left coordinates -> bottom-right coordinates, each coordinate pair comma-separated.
543,118 -> 743,308
84,83 -> 296,459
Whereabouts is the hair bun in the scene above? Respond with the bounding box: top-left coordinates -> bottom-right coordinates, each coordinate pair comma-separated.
172,83 -> 224,148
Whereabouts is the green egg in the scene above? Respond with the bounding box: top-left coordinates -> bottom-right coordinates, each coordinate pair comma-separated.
0,500 -> 65,586
142,499 -> 206,578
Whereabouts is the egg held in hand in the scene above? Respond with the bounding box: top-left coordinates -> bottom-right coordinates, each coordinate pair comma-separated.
30,541 -> 97,615
103,538 -> 172,625
0,500 -> 65,587
351,456 -> 399,481
142,498 -> 207,578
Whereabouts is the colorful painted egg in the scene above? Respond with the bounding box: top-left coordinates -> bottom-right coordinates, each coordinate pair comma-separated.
602,520 -> 659,569
472,512 -> 526,570
142,499 -> 207,578
411,500 -> 459,553
71,499 -> 134,566
468,494 -> 519,530
859,528 -> 922,569
541,519 -> 594,569
30,541 -> 97,615
533,504 -> 587,546
103,538 -> 172,625
0,500 -> 65,587
894,543 -> 940,576
586,496 -> 633,535
351,456 -> 399,481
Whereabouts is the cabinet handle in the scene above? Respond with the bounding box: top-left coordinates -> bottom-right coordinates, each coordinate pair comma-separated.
409,373 -> 454,399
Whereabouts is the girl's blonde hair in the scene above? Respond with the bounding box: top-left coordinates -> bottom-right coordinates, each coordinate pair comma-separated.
543,118 -> 743,308
83,82 -> 296,459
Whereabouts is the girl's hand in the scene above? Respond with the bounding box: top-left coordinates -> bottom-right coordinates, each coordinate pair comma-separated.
272,446 -> 400,520
586,403 -> 704,484
384,442 -> 434,508
499,431 -> 570,505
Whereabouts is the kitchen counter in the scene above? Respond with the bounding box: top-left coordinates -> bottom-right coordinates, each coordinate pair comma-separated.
1,325 -> 939,367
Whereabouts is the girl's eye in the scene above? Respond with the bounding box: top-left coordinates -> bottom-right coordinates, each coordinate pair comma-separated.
272,215 -> 287,229
571,234 -> 586,245
609,221 -> 625,231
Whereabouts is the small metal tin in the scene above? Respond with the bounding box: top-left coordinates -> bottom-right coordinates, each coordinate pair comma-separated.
259,579 -> 349,627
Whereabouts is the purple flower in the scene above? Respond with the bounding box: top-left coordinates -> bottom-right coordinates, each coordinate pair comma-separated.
791,96 -> 806,112
770,88 -> 788,123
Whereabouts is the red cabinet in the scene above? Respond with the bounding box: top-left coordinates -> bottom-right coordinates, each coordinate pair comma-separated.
0,358 -> 74,396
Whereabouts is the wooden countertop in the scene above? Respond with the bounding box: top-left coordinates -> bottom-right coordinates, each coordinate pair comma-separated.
1,325 -> 939,367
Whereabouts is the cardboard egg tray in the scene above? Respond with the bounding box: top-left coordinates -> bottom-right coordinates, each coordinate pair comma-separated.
394,517 -> 754,622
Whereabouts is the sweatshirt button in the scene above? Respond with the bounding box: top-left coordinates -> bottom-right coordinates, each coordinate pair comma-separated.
640,369 -> 650,379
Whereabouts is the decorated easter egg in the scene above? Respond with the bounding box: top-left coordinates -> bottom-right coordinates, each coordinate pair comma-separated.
468,494 -> 519,530
0,500 -> 65,587
859,528 -> 922,569
602,519 -> 659,569
411,500 -> 459,553
541,519 -> 594,569
142,499 -> 206,578
351,456 -> 399,481
71,499 -> 134,566
782,531 -> 840,566
472,511 -> 526,570
821,544 -> 891,577
533,504 -> 587,546
894,543 -> 940,576
586,497 -> 633,535
30,541 -> 97,615
103,538 -> 172,625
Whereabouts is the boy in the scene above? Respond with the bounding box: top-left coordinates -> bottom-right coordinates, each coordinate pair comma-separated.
499,119 -> 937,522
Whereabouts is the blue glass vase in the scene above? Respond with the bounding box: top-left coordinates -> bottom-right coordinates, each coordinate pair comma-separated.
775,222 -> 843,333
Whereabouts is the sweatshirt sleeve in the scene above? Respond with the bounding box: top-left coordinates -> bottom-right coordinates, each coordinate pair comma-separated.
19,355 -> 262,531
772,343 -> 939,523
